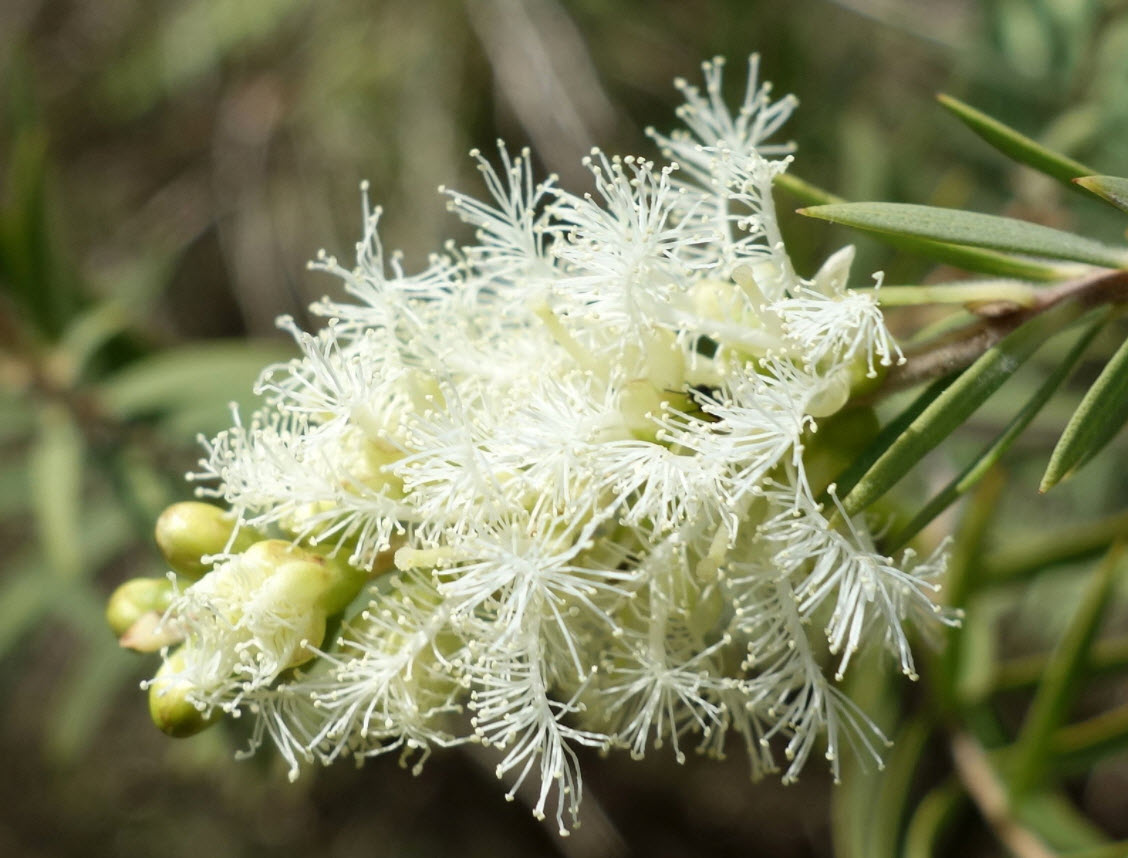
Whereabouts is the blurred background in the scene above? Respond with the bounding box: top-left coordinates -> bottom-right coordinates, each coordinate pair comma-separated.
4,1 -> 1128,856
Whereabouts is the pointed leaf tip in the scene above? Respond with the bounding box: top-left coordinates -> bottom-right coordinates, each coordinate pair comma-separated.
1074,176 -> 1128,214
1042,331 -> 1128,492
937,93 -> 1094,189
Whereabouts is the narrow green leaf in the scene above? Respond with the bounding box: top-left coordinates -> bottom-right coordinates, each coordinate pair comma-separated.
779,174 -> 1075,280
832,648 -> 901,858
983,508 -> 1128,583
30,404 -> 83,580
988,635 -> 1128,698
1014,791 -> 1108,852
903,781 -> 964,858
874,235 -> 1078,282
772,172 -> 845,206
822,375 -> 957,506
1042,330 -> 1128,491
801,203 -> 1128,269
938,471 -> 1005,711
0,388 -> 34,443
889,313 -> 1106,550
1009,542 -> 1123,796
0,565 -> 55,661
866,716 -> 935,858
99,341 -> 294,426
1074,176 -> 1128,213
938,94 -> 1095,189
1052,701 -> 1128,775
952,599 -> 998,705
58,300 -> 133,379
0,127 -> 85,337
839,301 -> 1089,518
44,635 -> 139,763
1059,842 -> 1128,858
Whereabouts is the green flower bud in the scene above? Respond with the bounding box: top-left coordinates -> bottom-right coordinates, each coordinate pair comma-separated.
155,502 -> 254,580
168,540 -> 372,701
106,577 -> 174,637
238,539 -> 368,619
148,648 -> 219,738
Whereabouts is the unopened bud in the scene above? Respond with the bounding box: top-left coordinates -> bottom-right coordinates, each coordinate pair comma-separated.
119,611 -> 183,653
106,577 -> 174,637
239,539 -> 367,619
148,648 -> 218,738
155,502 -> 253,579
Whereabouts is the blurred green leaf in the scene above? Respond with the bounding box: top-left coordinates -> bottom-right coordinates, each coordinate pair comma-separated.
99,341 -> 294,432
1061,843 -> 1128,858
58,300 -> 134,381
1041,330 -> 1128,491
868,715 -> 934,858
0,565 -> 55,661
1014,790 -> 1108,852
1052,702 -> 1128,775
984,507 -> 1128,583
0,456 -> 30,516
939,469 -> 1006,712
839,301 -> 1090,517
1009,542 -> 1123,796
990,636 -> 1128,698
30,404 -> 83,580
800,203 -> 1128,269
0,386 -> 34,444
832,649 -> 902,858
953,600 -> 999,704
44,635 -> 140,763
938,93 -> 1095,190
890,312 -> 1106,549
99,0 -> 305,115
1074,175 -> 1128,214
903,781 -> 964,858
0,127 -> 82,337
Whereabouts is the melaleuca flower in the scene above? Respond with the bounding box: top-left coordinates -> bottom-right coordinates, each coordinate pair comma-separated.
136,55 -> 957,834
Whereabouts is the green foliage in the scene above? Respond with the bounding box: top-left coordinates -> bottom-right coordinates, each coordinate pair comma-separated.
1075,176 -> 1128,214
810,72 -> 1128,858
889,313 -> 1107,550
4,2 -> 1128,856
837,301 -> 1095,519
937,93 -> 1094,190
1042,331 -> 1128,490
801,202 -> 1128,268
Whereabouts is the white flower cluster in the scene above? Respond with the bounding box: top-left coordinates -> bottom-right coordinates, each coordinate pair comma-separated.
169,57 -> 950,833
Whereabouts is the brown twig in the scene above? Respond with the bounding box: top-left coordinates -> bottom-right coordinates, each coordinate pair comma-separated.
877,268 -> 1128,396
949,732 -> 1057,858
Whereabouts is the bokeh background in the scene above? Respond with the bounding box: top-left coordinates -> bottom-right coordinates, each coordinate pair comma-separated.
4,1 -> 1128,856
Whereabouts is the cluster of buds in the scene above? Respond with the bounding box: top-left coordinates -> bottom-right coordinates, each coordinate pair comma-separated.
108,502 -> 369,735
109,57 -> 952,833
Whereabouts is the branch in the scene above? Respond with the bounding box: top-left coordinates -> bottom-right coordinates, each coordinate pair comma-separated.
949,732 -> 1056,858
879,268 -> 1128,395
